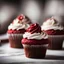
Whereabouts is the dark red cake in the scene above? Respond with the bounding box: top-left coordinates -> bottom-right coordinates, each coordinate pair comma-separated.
43,29 -> 64,35
21,23 -> 49,58
7,29 -> 26,34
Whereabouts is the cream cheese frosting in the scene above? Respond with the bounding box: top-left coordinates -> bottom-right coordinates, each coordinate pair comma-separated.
8,15 -> 30,30
41,17 -> 64,30
23,32 -> 48,40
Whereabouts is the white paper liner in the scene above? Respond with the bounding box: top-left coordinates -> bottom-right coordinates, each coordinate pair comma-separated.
7,34 -> 23,37
23,44 -> 48,47
7,34 -> 23,40
48,35 -> 64,42
48,35 -> 64,49
48,35 -> 64,37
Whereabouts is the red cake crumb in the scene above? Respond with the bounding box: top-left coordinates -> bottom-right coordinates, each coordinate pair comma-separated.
7,29 -> 26,34
43,29 -> 64,35
22,38 -> 49,45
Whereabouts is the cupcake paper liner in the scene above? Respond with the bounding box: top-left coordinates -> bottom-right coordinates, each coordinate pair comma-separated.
48,35 -> 64,50
8,34 -> 23,48
22,44 -> 48,58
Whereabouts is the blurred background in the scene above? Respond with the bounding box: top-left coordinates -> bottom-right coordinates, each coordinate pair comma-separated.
0,0 -> 64,34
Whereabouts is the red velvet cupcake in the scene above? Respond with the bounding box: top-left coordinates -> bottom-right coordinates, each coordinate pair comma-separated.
41,17 -> 64,50
22,23 -> 49,58
7,14 -> 32,48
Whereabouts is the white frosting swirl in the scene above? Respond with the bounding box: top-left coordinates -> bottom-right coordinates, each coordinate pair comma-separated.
41,17 -> 64,30
23,32 -> 48,40
8,19 -> 30,30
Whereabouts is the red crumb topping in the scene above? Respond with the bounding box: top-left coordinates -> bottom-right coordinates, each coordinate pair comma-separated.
26,23 -> 41,34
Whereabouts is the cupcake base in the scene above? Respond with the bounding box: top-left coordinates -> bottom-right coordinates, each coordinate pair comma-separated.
48,35 -> 64,50
8,34 -> 23,48
23,44 -> 48,58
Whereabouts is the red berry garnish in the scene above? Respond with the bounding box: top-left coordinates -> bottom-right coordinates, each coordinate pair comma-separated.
17,14 -> 24,20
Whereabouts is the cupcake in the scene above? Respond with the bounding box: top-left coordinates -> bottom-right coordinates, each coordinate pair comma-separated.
7,14 -> 32,48
41,17 -> 64,50
22,23 -> 49,58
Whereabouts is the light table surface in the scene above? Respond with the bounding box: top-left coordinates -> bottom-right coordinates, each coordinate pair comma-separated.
0,43 -> 64,64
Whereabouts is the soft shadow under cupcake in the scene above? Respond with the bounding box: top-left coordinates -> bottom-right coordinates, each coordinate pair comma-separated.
45,55 -> 64,60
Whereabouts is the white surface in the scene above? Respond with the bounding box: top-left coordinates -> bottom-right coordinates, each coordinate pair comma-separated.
0,33 -> 8,40
0,43 -> 64,63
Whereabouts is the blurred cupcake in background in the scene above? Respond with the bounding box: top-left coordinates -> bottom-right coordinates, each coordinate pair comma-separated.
41,17 -> 64,50
22,23 -> 49,58
7,14 -> 32,48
